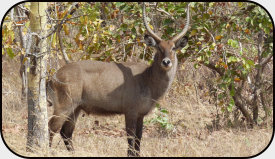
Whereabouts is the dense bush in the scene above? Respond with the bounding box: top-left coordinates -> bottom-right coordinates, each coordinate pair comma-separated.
2,2 -> 273,127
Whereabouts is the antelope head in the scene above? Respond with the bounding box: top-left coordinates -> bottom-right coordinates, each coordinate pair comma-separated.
143,3 -> 190,71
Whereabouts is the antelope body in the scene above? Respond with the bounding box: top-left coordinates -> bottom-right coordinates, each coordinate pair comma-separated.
47,3 -> 190,156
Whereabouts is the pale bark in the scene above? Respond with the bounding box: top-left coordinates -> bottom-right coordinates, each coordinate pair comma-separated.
16,5 -> 28,101
26,2 -> 49,152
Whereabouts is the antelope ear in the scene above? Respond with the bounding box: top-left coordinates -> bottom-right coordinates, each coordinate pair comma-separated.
144,35 -> 157,47
175,36 -> 188,50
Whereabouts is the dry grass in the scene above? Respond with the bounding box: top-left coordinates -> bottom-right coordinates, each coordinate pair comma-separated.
2,57 -> 273,157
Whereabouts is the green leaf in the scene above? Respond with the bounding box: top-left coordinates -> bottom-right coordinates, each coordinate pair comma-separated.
204,60 -> 209,65
131,27 -> 136,34
194,63 -> 200,69
250,19 -> 254,26
219,83 -> 227,90
240,50 -> 243,55
242,70 -> 248,76
227,39 -> 239,48
224,77 -> 231,84
227,56 -> 239,63
221,107 -> 225,112
155,103 -> 160,108
156,118 -> 164,124
230,85 -> 235,96
198,37 -> 205,41
166,27 -> 175,35
190,29 -> 197,36
246,60 -> 254,66
115,2 -> 126,9
131,34 -> 136,39
160,109 -> 169,114
163,19 -> 174,26
259,23 -> 262,28
238,2 -> 243,7
227,98 -> 235,112
148,59 -> 154,65
209,2 -> 215,7
245,63 -> 250,69
165,123 -> 174,130
264,27 -> 270,34
203,13 -> 210,19
206,50 -> 212,57
197,56 -> 202,61
120,23 -> 128,31
218,93 -> 225,100
227,104 -> 233,112
6,48 -> 15,59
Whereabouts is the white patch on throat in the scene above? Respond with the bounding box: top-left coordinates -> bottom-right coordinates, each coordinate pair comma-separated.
166,56 -> 178,89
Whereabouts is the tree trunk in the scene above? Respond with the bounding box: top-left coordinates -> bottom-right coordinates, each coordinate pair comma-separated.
16,5 -> 28,102
26,2 -> 49,152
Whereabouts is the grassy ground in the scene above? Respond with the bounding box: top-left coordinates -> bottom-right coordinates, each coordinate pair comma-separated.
2,57 -> 273,157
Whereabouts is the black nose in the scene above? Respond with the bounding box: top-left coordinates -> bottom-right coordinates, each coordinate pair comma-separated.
162,59 -> 171,66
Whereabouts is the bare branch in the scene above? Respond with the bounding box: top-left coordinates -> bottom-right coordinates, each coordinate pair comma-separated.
156,8 -> 175,20
204,26 -> 216,45
17,4 -> 30,18
260,53 -> 273,67
202,61 -> 224,76
198,46 -> 209,54
57,28 -> 70,64
42,2 -> 79,40
229,84 -> 253,127
250,32 -> 266,123
48,14 -> 89,22
15,6 -> 26,49
203,26 -> 219,57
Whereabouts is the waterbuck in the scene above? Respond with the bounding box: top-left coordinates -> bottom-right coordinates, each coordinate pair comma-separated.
47,2 -> 190,157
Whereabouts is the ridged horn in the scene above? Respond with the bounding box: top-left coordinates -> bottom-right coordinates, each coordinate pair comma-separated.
142,2 -> 162,42
172,3 -> 190,42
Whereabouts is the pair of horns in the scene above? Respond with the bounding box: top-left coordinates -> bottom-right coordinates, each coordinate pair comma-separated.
142,2 -> 190,42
